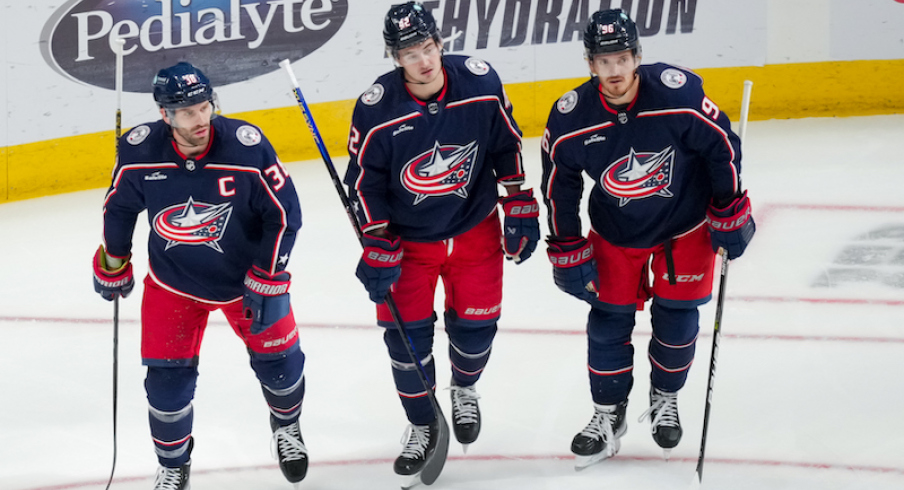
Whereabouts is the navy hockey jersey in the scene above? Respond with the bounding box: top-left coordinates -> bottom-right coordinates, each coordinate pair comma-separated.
102,116 -> 302,303
541,63 -> 742,249
344,54 -> 524,242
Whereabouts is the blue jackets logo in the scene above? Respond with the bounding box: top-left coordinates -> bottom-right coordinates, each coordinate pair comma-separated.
401,141 -> 479,205
602,147 -> 676,206
153,197 -> 234,252
40,0 -> 348,92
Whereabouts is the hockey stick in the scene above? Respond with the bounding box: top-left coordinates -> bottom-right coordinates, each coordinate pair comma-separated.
690,248 -> 727,489
691,80 -> 753,489
279,59 -> 449,486
103,38 -> 126,490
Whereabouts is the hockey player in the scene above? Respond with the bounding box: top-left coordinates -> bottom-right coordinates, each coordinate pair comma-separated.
541,10 -> 755,468
91,62 -> 308,489
344,1 -> 539,485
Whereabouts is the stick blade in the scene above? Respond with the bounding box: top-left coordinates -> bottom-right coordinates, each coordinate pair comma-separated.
419,409 -> 450,486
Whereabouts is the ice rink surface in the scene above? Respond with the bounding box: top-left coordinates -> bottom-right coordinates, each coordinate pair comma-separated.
1,115 -> 903,490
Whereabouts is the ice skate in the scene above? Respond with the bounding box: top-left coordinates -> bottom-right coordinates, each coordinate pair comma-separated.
449,381 -> 481,452
153,461 -> 191,490
395,419 -> 440,489
638,387 -> 682,460
571,401 -> 628,470
271,417 -> 308,485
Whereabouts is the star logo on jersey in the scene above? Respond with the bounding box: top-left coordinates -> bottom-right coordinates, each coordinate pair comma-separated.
401,141 -> 479,205
601,147 -> 676,206
153,197 -> 233,252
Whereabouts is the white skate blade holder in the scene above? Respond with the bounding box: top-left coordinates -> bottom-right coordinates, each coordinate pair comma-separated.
400,473 -> 422,490
573,438 -> 621,471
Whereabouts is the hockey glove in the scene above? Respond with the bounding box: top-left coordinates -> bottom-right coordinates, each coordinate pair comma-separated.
356,232 -> 403,304
706,190 -> 756,260
500,189 -> 541,264
546,237 -> 600,303
243,267 -> 292,335
93,245 -> 134,301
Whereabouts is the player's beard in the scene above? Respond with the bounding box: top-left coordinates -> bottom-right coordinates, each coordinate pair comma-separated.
600,74 -> 637,103
173,124 -> 211,151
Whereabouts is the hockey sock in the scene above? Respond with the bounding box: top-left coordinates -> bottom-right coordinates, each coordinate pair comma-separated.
587,308 -> 636,404
648,302 -> 699,392
145,366 -> 197,467
445,312 -> 497,387
251,344 -> 306,424
385,325 -> 436,425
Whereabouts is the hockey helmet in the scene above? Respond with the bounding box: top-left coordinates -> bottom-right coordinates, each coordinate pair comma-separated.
383,2 -> 441,57
152,62 -> 215,109
583,9 -> 641,59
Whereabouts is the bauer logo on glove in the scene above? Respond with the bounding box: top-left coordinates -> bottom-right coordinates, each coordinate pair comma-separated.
547,245 -> 594,267
499,189 -> 541,264
546,237 -> 600,304
357,232 -> 403,303
364,249 -> 403,265
706,190 -> 756,260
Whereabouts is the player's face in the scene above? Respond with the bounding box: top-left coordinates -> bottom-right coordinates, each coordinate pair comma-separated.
589,50 -> 639,101
397,39 -> 442,84
162,101 -> 213,149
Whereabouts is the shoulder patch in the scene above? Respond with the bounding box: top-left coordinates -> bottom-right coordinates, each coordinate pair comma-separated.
557,91 -> 578,114
236,125 -> 262,146
465,57 -> 490,76
127,125 -> 150,145
361,83 -> 385,106
660,68 -> 688,89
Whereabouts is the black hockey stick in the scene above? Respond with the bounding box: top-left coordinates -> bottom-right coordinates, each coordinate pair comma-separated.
279,59 -> 449,486
691,80 -> 753,489
104,38 -> 126,490
691,248 -> 728,488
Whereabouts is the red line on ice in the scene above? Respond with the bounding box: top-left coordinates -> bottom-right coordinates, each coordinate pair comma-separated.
18,453 -> 904,490
2,316 -> 904,343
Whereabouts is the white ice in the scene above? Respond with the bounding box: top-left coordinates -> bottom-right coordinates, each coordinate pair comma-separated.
1,115 -> 903,490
